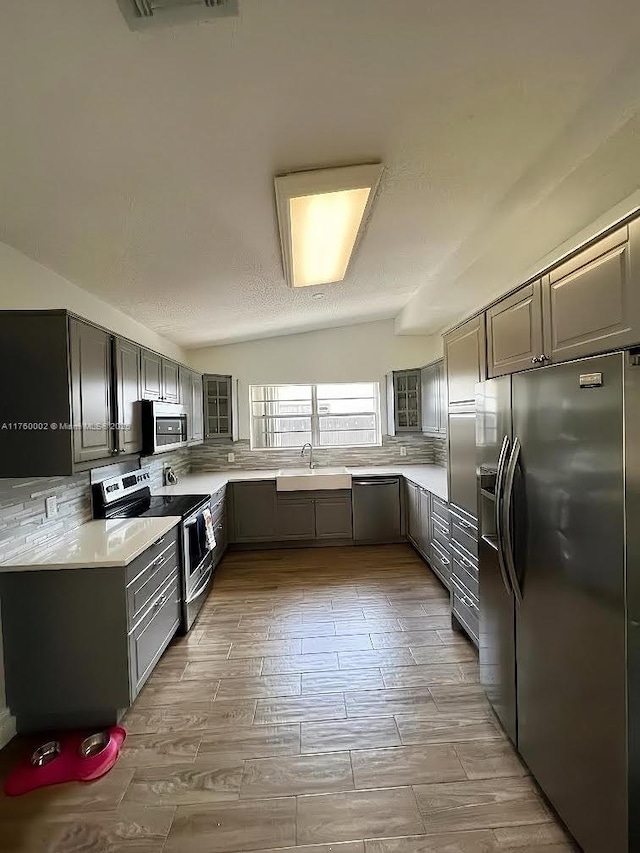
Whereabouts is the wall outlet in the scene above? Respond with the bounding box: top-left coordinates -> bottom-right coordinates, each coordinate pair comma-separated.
227,452 -> 235,463
400,446 -> 407,457
45,495 -> 58,518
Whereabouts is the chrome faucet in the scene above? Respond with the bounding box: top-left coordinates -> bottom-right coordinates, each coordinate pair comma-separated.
301,443 -> 316,469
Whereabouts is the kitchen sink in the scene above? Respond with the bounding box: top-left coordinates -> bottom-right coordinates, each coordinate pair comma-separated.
276,467 -> 352,491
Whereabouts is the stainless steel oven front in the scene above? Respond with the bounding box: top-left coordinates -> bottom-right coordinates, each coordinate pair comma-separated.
182,500 -> 215,632
141,401 -> 188,455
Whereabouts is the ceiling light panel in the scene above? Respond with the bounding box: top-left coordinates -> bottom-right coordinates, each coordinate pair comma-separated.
275,164 -> 383,289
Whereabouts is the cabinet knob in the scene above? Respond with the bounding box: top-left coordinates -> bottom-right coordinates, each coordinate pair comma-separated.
539,354 -> 548,362
531,357 -> 539,364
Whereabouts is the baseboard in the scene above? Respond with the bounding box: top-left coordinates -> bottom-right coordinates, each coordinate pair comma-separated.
0,707 -> 16,750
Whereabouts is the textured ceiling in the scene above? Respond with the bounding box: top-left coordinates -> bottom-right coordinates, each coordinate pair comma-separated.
0,0 -> 639,347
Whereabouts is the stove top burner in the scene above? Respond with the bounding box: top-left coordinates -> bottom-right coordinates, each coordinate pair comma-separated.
93,468 -> 210,520
116,493 -> 210,520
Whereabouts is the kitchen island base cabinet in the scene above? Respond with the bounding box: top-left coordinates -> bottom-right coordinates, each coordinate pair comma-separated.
0,526 -> 180,733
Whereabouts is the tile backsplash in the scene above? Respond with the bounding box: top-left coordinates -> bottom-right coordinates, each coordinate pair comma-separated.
0,449 -> 191,564
0,437 -> 445,564
190,435 -> 446,471
0,473 -> 92,564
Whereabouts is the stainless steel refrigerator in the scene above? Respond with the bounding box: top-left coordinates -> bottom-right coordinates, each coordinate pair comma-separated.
476,351 -> 640,853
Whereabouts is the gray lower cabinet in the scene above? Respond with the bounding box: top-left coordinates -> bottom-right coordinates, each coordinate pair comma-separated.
405,480 -> 420,546
418,486 -> 431,556
231,481 -> 278,543
543,220 -> 640,363
449,506 -> 479,647
0,525 -> 181,732
315,494 -> 352,540
276,495 -> 316,540
114,337 -> 143,455
232,483 -> 353,544
70,318 -> 114,464
486,280 -> 544,377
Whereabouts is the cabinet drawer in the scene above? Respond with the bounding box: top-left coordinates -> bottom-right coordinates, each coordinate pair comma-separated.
126,526 -> 180,585
130,576 -> 180,695
431,496 -> 449,524
450,508 -> 478,558
451,543 -> 478,600
127,541 -> 179,626
451,538 -> 478,573
431,513 -> 450,550
210,489 -> 226,519
430,540 -> 451,589
452,577 -> 479,645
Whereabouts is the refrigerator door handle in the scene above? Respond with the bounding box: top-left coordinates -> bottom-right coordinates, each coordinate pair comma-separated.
502,436 -> 523,603
494,434 -> 513,596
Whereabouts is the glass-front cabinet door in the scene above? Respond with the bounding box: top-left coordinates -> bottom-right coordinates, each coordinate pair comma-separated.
394,369 -> 421,432
205,374 -> 232,438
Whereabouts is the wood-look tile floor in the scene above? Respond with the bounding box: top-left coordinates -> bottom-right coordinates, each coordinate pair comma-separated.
0,545 -> 578,852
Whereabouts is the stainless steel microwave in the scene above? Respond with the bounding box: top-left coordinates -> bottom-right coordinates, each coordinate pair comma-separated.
141,401 -> 188,455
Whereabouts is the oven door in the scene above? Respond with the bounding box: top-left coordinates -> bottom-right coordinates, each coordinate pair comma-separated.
181,506 -> 215,631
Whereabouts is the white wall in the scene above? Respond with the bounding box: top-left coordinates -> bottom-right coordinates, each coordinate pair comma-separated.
188,320 -> 442,440
0,241 -> 187,362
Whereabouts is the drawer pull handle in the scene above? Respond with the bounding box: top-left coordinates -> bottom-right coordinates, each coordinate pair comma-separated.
156,537 -> 166,546
459,520 -> 475,530
441,558 -> 450,566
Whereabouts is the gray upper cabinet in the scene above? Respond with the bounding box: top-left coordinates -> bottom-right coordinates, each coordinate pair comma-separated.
487,280 -> 544,377
179,366 -> 194,437
205,374 -> 234,439
141,349 -> 162,401
421,359 -> 446,436
161,359 -> 180,403
393,369 -> 421,431
543,221 -> 640,363
0,309 -> 193,476
387,369 -> 422,434
444,314 -> 487,406
70,318 -> 114,464
142,348 -> 182,404
191,373 -> 204,443
179,367 -> 205,445
114,338 -> 143,456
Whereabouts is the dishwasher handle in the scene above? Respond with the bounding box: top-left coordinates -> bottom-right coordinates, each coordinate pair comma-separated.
354,478 -> 399,486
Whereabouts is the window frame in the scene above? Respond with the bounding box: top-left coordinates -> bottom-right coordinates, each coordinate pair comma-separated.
249,382 -> 382,451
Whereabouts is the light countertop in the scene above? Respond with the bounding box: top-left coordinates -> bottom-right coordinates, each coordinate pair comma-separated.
0,517 -> 181,572
156,464 -> 448,501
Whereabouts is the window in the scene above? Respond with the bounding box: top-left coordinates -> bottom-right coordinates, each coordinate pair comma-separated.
250,382 -> 381,450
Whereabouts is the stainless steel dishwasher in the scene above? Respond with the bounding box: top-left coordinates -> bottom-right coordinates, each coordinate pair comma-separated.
352,477 -> 402,543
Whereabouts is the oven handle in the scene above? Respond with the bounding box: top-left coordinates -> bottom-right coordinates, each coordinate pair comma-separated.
186,564 -> 213,604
